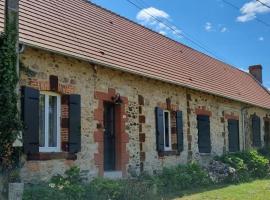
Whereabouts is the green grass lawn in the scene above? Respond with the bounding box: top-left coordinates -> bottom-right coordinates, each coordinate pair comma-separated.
175,179 -> 270,200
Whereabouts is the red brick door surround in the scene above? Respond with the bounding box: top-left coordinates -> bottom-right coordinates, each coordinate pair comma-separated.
94,88 -> 129,176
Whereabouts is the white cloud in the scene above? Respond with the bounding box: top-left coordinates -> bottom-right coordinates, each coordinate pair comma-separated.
220,27 -> 228,32
159,30 -> 167,35
205,23 -> 228,33
237,0 -> 270,22
137,7 -> 169,23
239,67 -> 249,72
258,36 -> 264,41
136,7 -> 182,38
205,22 -> 213,31
171,26 -> 182,36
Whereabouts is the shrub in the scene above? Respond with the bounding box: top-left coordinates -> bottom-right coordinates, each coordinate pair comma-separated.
156,162 -> 212,193
23,166 -> 85,200
120,178 -> 157,200
23,164 -> 211,200
216,150 -> 270,182
86,178 -> 124,200
215,154 -> 250,182
85,177 -> 157,200
23,184 -> 65,200
24,155 -> 270,200
207,160 -> 237,183
258,146 -> 270,160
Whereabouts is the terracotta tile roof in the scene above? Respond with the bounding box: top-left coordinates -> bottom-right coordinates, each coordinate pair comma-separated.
1,0 -> 270,109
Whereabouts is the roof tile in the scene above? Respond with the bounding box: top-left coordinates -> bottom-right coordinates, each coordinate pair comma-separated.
1,0 -> 270,109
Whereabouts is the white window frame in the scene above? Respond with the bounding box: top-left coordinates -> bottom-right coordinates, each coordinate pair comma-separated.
39,91 -> 61,153
163,110 -> 172,151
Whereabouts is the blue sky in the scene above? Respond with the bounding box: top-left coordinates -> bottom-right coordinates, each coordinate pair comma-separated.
91,0 -> 270,90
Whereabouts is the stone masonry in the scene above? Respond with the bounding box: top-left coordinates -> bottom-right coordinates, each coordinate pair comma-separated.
19,47 -> 270,182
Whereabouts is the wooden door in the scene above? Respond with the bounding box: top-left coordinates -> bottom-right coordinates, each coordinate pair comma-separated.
103,102 -> 116,171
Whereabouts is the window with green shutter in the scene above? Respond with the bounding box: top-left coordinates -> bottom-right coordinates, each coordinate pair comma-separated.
228,119 -> 240,152
252,115 -> 261,148
197,115 -> 211,153
155,107 -> 184,153
264,121 -> 270,147
21,86 -> 81,155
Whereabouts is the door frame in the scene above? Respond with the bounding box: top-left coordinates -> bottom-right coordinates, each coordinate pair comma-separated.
94,88 -> 129,177
103,102 -> 116,171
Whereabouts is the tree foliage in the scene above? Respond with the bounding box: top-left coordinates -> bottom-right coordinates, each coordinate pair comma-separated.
0,13 -> 22,172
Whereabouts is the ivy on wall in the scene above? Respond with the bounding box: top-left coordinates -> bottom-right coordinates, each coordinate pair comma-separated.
0,12 -> 22,172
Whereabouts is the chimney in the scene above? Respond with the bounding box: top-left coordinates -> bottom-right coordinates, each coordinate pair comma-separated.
249,65 -> 263,83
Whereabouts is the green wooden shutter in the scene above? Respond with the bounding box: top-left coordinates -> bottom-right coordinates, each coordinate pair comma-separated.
264,121 -> 270,147
252,115 -> 261,147
228,119 -> 240,152
155,107 -> 164,152
21,86 -> 40,154
68,94 -> 81,153
197,115 -> 211,153
176,111 -> 184,152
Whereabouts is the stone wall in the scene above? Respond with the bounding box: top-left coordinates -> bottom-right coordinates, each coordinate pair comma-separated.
19,47 -> 270,182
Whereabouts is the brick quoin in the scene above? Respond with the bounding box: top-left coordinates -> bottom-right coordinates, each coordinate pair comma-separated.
94,88 -> 129,177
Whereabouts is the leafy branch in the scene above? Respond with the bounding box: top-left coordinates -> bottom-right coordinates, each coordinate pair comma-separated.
0,12 -> 22,172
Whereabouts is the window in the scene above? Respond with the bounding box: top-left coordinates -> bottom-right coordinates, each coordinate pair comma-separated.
252,115 -> 261,147
228,119 -> 240,152
163,110 -> 172,151
39,92 -> 61,152
265,121 -> 270,147
197,115 -> 211,153
155,107 -> 183,153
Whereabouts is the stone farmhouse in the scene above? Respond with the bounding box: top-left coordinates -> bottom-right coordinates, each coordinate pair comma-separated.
0,0 -> 270,182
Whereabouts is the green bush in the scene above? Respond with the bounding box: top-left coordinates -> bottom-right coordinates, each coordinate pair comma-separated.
258,146 -> 270,160
23,166 -> 85,200
156,162 -> 212,193
23,184 -> 65,200
86,178 -> 124,200
85,176 -> 158,200
216,150 -> 270,182
23,155 -> 270,200
238,150 -> 269,178
23,164 -> 211,200
120,178 -> 157,200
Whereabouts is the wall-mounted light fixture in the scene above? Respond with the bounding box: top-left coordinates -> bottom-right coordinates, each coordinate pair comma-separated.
112,93 -> 123,105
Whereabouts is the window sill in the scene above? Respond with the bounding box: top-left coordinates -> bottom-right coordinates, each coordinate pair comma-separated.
27,152 -> 77,161
158,150 -> 180,157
